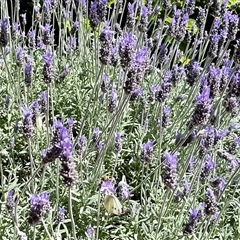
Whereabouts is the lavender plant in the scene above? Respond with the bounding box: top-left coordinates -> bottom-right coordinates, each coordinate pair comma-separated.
0,0 -> 240,239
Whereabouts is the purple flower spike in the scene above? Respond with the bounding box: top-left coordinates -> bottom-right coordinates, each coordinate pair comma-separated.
115,132 -> 123,154
161,105 -> 171,128
76,135 -> 86,155
6,189 -> 15,216
86,225 -> 94,237
41,24 -> 52,45
210,177 -> 226,192
119,32 -> 137,71
126,3 -> 135,29
90,1 -> 100,30
130,88 -> 142,101
162,151 -> 178,189
56,206 -> 65,224
108,84 -> 118,113
139,6 -> 149,32
100,179 -> 115,195
92,127 -> 100,143
1,18 -> 8,47
190,86 -> 211,127
12,22 -> 19,41
200,154 -> 214,181
183,208 -> 199,236
186,60 -> 201,86
71,21 -> 80,35
117,176 -> 130,199
22,106 -> 33,139
141,140 -> 154,163
43,49 -> 55,84
205,188 -> 218,216
99,22 -> 114,65
125,46 -> 149,93
24,59 -> 33,87
28,191 -> 51,225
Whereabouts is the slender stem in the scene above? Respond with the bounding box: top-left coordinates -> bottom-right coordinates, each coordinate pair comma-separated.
68,188 -> 77,240
96,191 -> 101,240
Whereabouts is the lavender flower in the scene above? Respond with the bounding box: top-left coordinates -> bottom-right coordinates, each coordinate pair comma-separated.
100,179 -> 115,195
43,0 -> 52,24
76,135 -> 86,155
169,8 -> 189,42
200,154 -> 214,181
90,1 -> 100,30
200,126 -> 215,156
96,141 -> 104,153
70,21 -> 80,35
60,133 -> 79,187
97,0 -> 107,22
162,151 -> 178,189
24,59 -> 33,87
186,60 -> 201,86
43,49 -> 55,84
92,127 -> 100,144
208,65 -> 221,98
117,176 -> 130,199
126,3 -> 135,29
28,30 -> 36,49
229,137 -> 240,155
141,140 -> 154,163
115,132 -> 123,154
28,192 -> 51,225
0,18 -> 8,47
185,0 -> 196,15
156,71 -> 172,103
149,85 -> 160,101
163,0 -> 172,9
108,83 -> 118,113
39,91 -> 47,113
210,177 -> 226,192
138,6 -> 149,32
119,32 -> 137,71
158,44 -> 168,65
20,13 -> 27,25
41,24 -> 52,45
171,65 -> 185,86
5,95 -> 10,109
99,22 -> 114,65
217,149 -> 239,172
196,7 -> 206,38
11,23 -> 19,41
56,207 -> 65,224
125,47 -> 149,93
205,188 -> 218,216
161,106 -> 170,128
223,95 -> 239,116
189,86 -> 211,127
6,189 -> 15,216
110,46 -> 118,67
86,225 -> 94,237
130,88 -> 142,101
101,74 -> 109,93
187,157 -> 194,173
183,208 -> 199,236
22,106 -> 33,139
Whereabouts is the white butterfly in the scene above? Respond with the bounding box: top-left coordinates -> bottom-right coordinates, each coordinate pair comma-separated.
104,193 -> 122,215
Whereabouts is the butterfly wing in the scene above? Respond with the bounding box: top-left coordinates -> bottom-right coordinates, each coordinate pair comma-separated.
104,194 -> 122,215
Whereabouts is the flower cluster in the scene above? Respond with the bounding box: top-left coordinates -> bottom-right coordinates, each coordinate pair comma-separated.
162,151 -> 178,190
28,192 -> 51,225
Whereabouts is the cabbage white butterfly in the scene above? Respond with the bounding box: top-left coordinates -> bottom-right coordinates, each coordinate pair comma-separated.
104,193 -> 122,215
